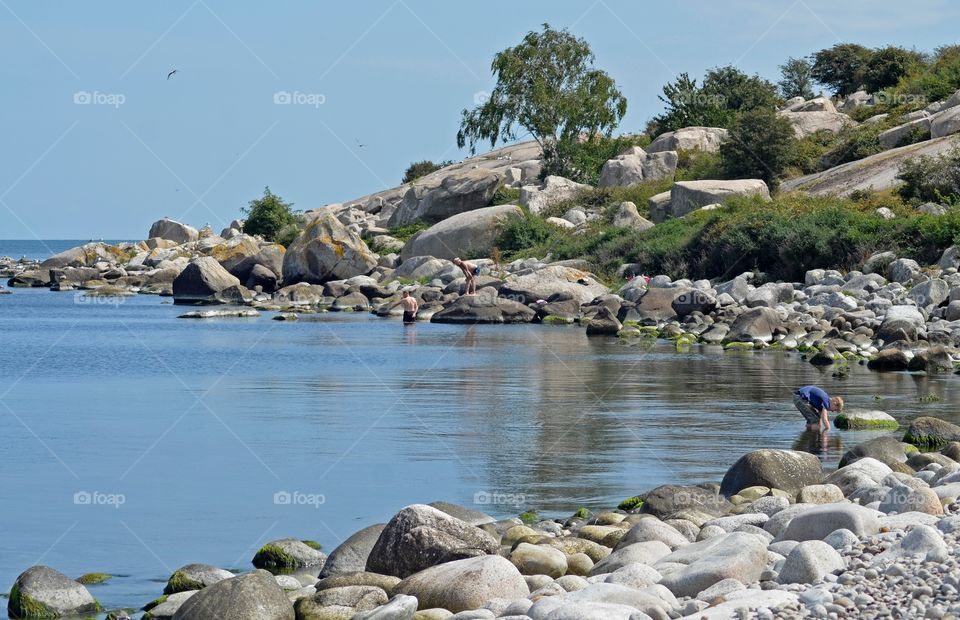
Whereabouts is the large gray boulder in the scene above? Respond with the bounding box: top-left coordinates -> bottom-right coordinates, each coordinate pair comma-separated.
611,201 -> 655,232
400,205 -> 522,261
388,168 -> 502,227
163,563 -> 234,594
654,532 -> 767,598
879,117 -> 932,149
779,504 -> 881,541
876,305 -> 925,343
320,524 -> 386,577
172,257 -> 242,304
598,147 -> 678,187
777,540 -> 844,584
431,288 -> 537,324
726,307 -> 783,343
171,570 -> 292,620
393,555 -> 529,613
281,213 -> 377,284
932,106 -> 960,139
365,504 -> 500,578
8,566 -> 100,619
903,416 -> 960,449
778,111 -> 856,138
781,133 -> 960,197
647,127 -> 729,154
640,484 -> 731,519
665,180 -> 770,221
149,218 -> 199,244
632,287 -> 716,321
499,265 -> 608,306
720,449 -> 823,497
520,176 -> 590,214
252,538 -> 326,570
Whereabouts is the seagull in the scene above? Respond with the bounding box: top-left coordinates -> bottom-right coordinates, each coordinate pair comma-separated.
355,138 -> 367,148
166,69 -> 178,80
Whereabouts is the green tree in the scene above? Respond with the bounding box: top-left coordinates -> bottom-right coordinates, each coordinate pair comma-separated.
652,66 -> 779,133
456,24 -> 627,153
242,187 -> 297,242
811,43 -> 874,96
778,57 -> 816,99
719,108 -> 798,187
863,46 -> 925,93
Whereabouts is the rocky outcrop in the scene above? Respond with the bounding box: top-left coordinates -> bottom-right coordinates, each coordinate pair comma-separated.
932,106 -> 960,139
281,213 -> 377,284
499,265 -> 608,306
387,168 -> 502,227
647,127 -> 728,154
519,176 -> 590,214
650,180 -> 770,223
778,110 -> 856,138
781,133 -> 960,196
431,289 -> 536,324
400,205 -> 522,261
598,146 -> 678,187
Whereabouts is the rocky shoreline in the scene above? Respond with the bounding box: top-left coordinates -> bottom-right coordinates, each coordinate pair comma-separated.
9,416 -> 960,619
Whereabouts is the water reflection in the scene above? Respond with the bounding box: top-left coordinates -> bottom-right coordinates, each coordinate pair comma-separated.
792,429 -> 844,464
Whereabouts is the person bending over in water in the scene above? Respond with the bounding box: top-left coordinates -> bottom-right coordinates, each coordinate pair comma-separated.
452,257 -> 479,296
400,290 -> 419,324
793,385 -> 843,432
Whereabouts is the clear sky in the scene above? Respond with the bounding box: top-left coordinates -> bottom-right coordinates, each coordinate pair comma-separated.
1,0 -> 957,239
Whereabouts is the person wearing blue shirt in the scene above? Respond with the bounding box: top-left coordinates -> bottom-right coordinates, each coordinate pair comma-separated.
794,385 -> 844,432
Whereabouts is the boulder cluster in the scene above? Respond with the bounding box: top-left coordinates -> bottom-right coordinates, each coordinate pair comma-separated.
13,417 -> 960,619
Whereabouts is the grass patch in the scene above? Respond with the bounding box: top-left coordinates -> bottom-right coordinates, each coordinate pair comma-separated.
617,495 -> 644,511
518,510 -> 539,525
388,222 -> 430,242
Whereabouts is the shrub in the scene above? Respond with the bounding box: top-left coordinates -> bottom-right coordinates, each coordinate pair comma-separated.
490,185 -> 521,206
496,211 -> 562,253
778,57 -> 816,100
402,160 -> 454,184
897,149 -> 960,204
242,187 -> 297,242
674,149 -> 725,181
896,44 -> 960,102
540,134 -> 650,185
388,222 -> 430,241
819,122 -> 889,169
718,108 -> 797,187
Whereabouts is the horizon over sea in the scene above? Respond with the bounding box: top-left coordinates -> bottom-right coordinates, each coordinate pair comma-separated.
3,239 -> 960,618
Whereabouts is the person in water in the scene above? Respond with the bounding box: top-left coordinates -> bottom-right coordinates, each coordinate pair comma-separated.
452,257 -> 479,296
793,385 -> 843,432
400,290 -> 419,324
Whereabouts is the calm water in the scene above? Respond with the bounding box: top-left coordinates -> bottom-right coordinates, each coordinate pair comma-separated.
2,241 -> 960,617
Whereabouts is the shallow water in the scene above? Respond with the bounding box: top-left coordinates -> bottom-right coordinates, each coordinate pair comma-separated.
2,270 -> 960,616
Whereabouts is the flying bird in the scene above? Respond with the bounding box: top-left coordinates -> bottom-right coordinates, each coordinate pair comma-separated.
166,69 -> 178,80
355,138 -> 368,148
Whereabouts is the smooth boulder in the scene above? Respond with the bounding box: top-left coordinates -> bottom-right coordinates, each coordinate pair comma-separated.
149,218 -> 199,244
282,213 -> 377,284
320,524 -> 386,578
171,257 -> 241,304
8,566 -> 100,619
393,555 -> 529,614
171,570 -> 293,620
400,205 -> 522,261
720,449 -> 823,497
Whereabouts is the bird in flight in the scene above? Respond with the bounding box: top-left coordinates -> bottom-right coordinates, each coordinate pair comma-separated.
355,138 -> 368,148
167,69 -> 178,80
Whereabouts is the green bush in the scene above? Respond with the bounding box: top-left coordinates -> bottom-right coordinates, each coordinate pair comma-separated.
490,185 -> 521,206
719,108 -> 797,187
811,43 -> 873,96
674,149 -> 725,181
402,160 -> 454,184
540,134 -> 650,185
819,122 -> 889,169
896,44 -> 960,103
388,222 -> 430,241
497,211 -> 562,253
242,187 -> 297,242
863,46 -> 925,93
897,149 -> 960,204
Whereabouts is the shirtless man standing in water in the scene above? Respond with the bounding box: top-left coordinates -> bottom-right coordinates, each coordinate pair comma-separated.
400,291 -> 419,324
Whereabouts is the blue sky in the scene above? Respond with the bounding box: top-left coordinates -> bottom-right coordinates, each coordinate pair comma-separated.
1,0 -> 957,239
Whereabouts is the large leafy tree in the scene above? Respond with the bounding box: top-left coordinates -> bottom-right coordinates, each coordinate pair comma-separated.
653,66 -> 779,133
778,57 -> 816,100
456,24 -> 627,153
811,43 -> 874,96
862,46 -> 926,93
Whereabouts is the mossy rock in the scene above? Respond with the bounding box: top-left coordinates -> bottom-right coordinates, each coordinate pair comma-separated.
571,506 -> 592,520
834,410 -> 899,430
142,595 -> 168,612
75,573 -> 111,585
796,344 -> 819,354
301,540 -> 322,550
542,315 -> 575,325
8,585 -> 51,619
723,341 -> 755,351
617,495 -> 644,511
903,416 -> 960,449
163,570 -> 204,595
518,510 -> 539,525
